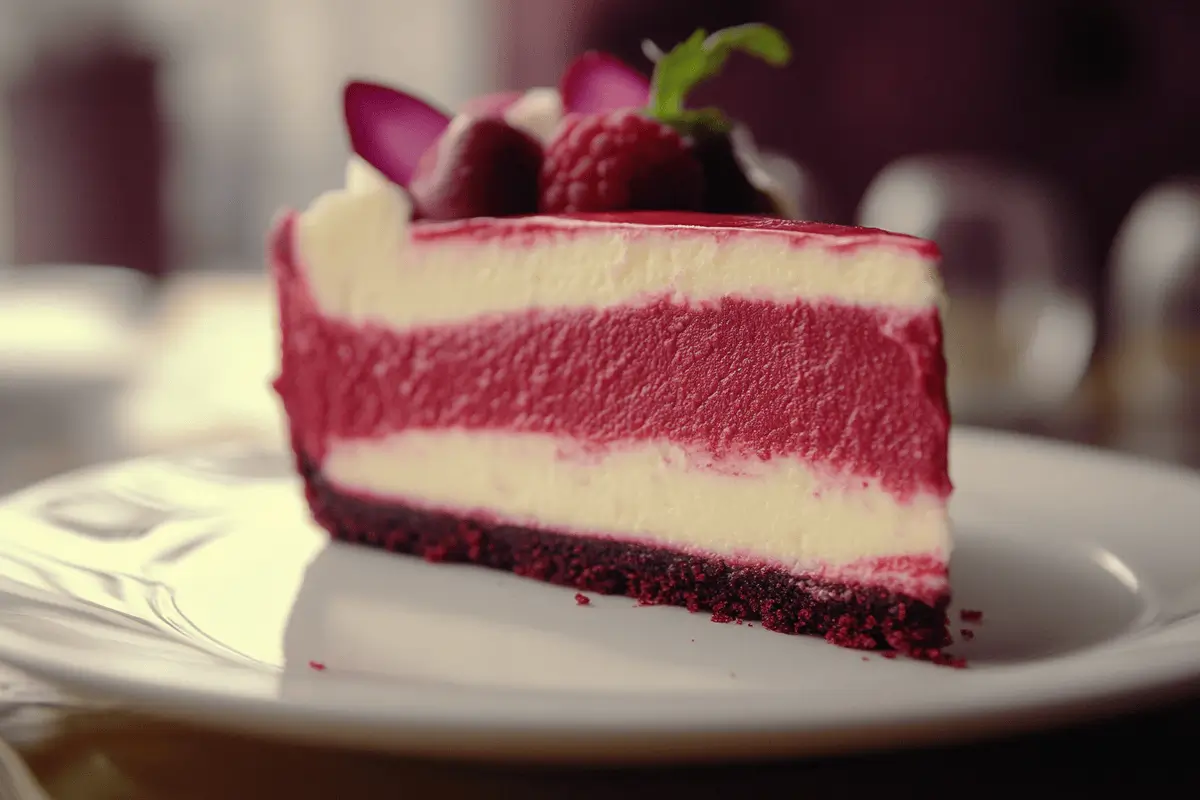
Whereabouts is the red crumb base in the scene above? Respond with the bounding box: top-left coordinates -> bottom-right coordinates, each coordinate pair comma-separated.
574,593 -> 591,606
298,456 -> 958,665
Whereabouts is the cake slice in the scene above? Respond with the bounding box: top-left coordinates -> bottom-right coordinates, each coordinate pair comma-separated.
270,25 -> 955,660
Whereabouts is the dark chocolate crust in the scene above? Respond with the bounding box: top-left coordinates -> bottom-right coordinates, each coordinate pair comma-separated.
297,455 -> 957,664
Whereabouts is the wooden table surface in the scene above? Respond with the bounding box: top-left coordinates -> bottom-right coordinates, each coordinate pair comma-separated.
1,271 -> 1197,798
6,696 -> 1198,798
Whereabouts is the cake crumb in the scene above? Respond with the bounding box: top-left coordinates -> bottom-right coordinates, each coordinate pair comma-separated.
574,593 -> 591,605
960,609 -> 984,623
711,611 -> 734,623
908,649 -> 968,668
881,651 -> 898,659
959,628 -> 976,640
308,661 -> 326,671
861,656 -> 870,662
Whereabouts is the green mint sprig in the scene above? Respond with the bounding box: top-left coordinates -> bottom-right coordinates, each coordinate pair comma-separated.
646,24 -> 791,134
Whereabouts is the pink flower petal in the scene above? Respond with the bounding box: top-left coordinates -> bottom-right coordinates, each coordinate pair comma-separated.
460,90 -> 524,117
560,52 -> 650,115
343,81 -> 451,188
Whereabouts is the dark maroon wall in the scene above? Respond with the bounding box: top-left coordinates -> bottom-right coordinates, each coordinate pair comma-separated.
499,0 -> 1200,277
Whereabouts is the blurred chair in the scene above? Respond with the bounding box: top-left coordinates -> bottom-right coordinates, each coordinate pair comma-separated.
1107,178 -> 1200,466
858,156 -> 1097,427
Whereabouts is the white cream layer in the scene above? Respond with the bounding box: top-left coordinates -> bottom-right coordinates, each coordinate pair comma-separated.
295,160 -> 943,328
321,429 -> 951,579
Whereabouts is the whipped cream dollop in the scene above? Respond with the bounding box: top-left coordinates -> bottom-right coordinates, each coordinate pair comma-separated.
296,158 -> 413,319
502,88 -> 564,143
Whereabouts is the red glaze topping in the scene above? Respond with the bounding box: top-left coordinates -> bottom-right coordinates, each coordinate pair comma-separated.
271,216 -> 951,499
410,211 -> 941,258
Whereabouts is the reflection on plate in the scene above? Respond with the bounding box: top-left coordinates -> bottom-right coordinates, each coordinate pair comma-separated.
0,428 -> 1197,762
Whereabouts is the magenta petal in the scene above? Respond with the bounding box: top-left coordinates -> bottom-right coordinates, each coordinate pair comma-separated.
343,81 -> 452,188
560,52 -> 651,114
460,90 -> 524,117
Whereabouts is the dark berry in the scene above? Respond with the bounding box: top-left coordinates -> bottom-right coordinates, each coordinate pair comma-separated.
410,117 -> 543,221
688,130 -> 776,215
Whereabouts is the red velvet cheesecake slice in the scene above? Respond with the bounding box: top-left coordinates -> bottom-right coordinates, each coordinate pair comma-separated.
270,24 -> 955,661
271,158 -> 953,660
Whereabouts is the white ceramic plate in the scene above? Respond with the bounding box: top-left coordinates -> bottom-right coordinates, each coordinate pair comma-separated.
0,427 -> 1197,763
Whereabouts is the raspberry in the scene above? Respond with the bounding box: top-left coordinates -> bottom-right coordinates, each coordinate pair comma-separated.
539,110 -> 704,213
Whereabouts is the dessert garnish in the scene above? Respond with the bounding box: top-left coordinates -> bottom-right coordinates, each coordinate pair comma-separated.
642,24 -> 790,136
540,108 -> 704,213
341,24 -> 793,219
343,81 -> 450,188
410,117 -> 543,221
560,51 -> 651,115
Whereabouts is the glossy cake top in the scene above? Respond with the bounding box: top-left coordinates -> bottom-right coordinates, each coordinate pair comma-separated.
410,212 -> 940,258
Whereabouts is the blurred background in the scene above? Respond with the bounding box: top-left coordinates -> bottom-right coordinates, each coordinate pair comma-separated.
0,0 -> 1198,493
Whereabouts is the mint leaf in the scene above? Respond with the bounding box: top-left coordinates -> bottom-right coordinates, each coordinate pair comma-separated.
672,107 -> 732,133
647,28 -> 708,119
646,23 -> 791,130
704,24 -> 791,68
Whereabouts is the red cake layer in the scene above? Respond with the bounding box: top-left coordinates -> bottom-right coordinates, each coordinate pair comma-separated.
297,455 -> 956,663
411,211 -> 941,257
272,216 -> 951,498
